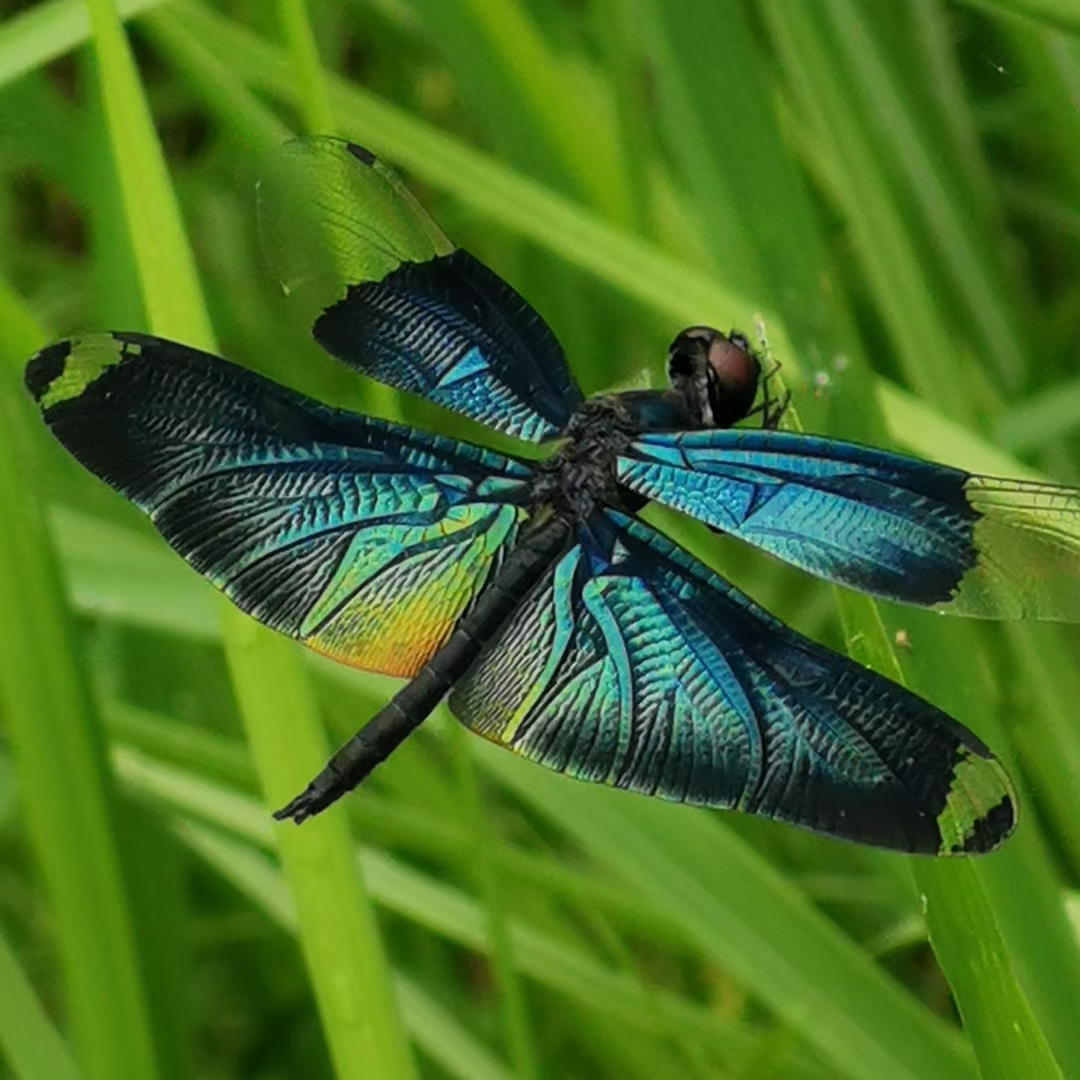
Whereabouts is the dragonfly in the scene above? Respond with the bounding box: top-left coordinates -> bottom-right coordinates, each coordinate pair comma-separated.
25,138 -> 1080,855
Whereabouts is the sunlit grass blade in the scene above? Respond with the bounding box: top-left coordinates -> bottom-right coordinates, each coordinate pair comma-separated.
996,377 -> 1080,451
274,0 -> 333,135
83,0 -> 212,348
222,613 -> 419,1079
82,0 -> 418,1072
479,745 -> 976,1080
0,925 -> 84,1080
0,287 -> 161,1080
0,0 -> 163,88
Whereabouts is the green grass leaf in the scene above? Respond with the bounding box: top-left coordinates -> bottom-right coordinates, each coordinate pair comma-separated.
0,286 -> 162,1080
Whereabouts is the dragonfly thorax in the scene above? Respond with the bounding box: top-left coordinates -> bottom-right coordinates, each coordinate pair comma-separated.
529,395 -> 644,519
529,328 -> 763,521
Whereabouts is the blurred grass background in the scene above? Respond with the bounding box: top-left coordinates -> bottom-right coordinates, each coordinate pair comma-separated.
2,0 -> 1080,1078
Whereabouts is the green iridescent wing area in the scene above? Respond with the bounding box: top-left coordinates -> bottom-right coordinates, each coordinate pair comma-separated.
26,332 -> 531,677
449,510 -> 1014,854
619,429 -> 1080,619
258,137 -> 583,442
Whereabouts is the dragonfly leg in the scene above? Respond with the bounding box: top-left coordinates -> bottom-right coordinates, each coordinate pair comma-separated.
762,387 -> 791,429
741,357 -> 790,430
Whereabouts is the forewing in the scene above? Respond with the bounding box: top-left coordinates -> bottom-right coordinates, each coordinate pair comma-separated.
619,428 -> 1080,619
26,332 -> 531,677
449,510 -> 1014,854
258,137 -> 582,442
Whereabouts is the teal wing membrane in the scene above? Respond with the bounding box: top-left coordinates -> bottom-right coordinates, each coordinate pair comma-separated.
258,137 -> 582,442
449,510 -> 1015,854
25,332 -> 531,677
618,429 -> 1080,619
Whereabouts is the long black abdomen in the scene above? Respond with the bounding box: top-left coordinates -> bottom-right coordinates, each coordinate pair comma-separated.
274,513 -> 574,822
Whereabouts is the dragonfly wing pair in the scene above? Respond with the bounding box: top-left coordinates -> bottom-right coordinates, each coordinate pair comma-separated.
26,329 -> 1015,853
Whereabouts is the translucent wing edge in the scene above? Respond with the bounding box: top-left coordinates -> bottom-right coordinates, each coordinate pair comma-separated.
952,475 -> 1080,619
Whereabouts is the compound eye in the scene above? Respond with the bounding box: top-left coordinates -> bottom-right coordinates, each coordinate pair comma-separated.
707,332 -> 758,396
705,330 -> 761,427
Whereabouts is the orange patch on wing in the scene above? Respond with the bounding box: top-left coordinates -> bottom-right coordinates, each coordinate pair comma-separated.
305,569 -> 472,678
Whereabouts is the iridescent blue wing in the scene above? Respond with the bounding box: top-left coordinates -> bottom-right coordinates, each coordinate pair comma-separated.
618,429 -> 1080,620
257,137 -> 583,442
450,509 -> 1014,854
26,332 -> 531,676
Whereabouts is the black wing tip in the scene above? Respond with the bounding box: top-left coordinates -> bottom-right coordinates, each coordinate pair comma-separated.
932,741 -> 1017,856
951,793 -> 1016,855
345,142 -> 377,167
820,789 -> 1015,856
25,340 -> 73,403
23,332 -> 154,414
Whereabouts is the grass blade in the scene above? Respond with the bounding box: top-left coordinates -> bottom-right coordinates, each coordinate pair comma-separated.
222,614 -> 420,1080
0,926 -> 84,1080
82,0 -> 418,1071
481,746 -> 976,1080
0,287 -> 160,1080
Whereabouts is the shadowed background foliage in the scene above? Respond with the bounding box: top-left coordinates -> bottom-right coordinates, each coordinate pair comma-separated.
1,1 -> 1080,1078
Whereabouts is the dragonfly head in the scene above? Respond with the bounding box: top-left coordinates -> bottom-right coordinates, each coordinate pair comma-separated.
666,326 -> 761,429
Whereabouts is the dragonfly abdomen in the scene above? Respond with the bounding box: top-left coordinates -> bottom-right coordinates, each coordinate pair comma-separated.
274,512 -> 574,821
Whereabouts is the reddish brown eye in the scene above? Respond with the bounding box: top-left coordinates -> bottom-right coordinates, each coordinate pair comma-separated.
666,326 -> 762,428
707,332 -> 759,400
705,330 -> 761,428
